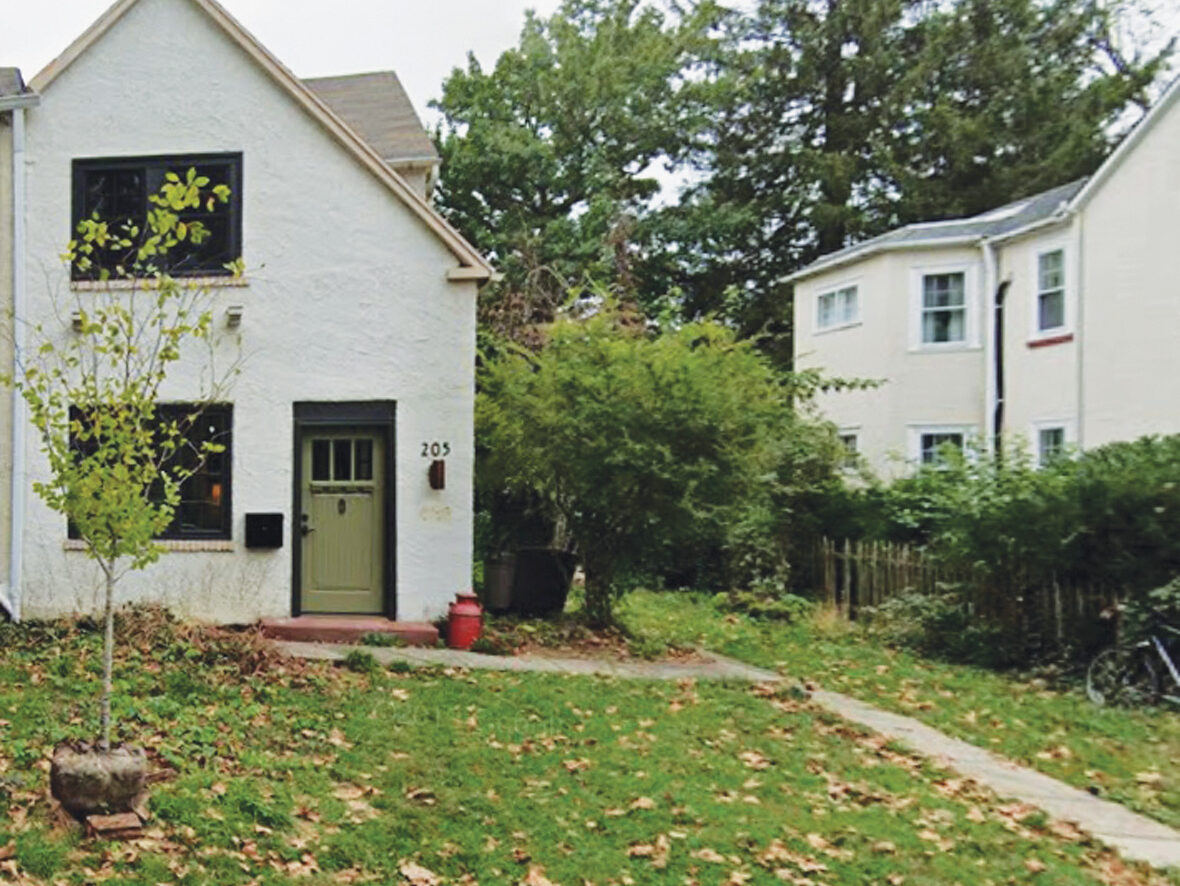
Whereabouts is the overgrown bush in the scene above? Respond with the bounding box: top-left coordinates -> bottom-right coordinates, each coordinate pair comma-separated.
859,587 -> 1017,668
820,434 -> 1180,662
714,589 -> 813,623
477,297 -> 849,624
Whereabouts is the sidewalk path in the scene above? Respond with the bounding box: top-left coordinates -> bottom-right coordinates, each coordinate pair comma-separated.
276,640 -> 1180,870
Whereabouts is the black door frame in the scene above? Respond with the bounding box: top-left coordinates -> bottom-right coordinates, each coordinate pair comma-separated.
291,401 -> 397,618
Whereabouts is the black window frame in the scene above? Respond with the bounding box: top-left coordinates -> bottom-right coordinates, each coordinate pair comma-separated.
67,403 -> 234,542
71,152 -> 243,281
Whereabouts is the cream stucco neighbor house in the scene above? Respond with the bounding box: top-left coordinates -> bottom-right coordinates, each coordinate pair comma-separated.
791,75 -> 1180,477
0,0 -> 493,625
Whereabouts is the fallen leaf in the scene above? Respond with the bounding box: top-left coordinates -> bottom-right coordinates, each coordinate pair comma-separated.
692,848 -> 726,864
400,860 -> 441,885
1025,858 -> 1047,874
520,865 -> 557,885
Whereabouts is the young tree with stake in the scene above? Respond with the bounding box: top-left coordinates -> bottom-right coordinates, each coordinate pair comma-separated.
3,169 -> 240,814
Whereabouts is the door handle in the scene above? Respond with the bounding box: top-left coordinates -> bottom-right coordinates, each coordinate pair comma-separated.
300,514 -> 315,537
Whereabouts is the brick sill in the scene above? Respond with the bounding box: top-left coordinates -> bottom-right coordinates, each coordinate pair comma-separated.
1028,333 -> 1074,349
64,538 -> 236,553
70,276 -> 248,292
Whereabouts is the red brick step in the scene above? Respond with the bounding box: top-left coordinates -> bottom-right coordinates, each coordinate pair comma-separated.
259,616 -> 438,646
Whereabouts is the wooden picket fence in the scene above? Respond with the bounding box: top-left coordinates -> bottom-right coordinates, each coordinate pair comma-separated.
812,537 -> 1121,658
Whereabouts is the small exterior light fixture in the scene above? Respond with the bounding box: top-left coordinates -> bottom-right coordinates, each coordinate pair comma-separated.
225,305 -> 244,328
428,459 -> 446,490
71,310 -> 84,333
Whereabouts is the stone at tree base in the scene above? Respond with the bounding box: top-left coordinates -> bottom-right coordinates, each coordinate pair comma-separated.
84,812 -> 144,841
50,744 -> 147,818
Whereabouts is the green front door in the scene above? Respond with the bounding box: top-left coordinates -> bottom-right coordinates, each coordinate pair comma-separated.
300,431 -> 385,614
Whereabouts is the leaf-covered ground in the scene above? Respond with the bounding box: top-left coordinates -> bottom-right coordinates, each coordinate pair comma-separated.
0,616 -> 1175,885
622,591 -> 1180,834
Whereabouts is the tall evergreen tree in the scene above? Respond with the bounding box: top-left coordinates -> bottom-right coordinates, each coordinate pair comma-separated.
641,0 -> 1172,359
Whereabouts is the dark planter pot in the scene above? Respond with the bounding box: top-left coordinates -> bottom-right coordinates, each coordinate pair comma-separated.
510,547 -> 577,617
483,554 -> 516,614
50,743 -> 147,818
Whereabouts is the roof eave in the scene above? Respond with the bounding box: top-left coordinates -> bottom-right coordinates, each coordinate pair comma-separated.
0,92 -> 40,112
784,235 -> 982,284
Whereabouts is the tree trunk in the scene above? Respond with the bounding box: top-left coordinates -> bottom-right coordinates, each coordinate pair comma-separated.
582,553 -> 614,628
100,564 -> 115,750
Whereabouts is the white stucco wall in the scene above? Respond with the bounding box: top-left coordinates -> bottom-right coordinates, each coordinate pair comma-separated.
1078,91 -> 1180,448
794,247 -> 987,477
994,221 -> 1080,454
18,0 -> 478,622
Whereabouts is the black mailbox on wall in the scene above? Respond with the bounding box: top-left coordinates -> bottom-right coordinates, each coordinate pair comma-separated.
245,513 -> 284,549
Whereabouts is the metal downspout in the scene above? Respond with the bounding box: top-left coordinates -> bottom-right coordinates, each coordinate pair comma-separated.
6,106 -> 28,622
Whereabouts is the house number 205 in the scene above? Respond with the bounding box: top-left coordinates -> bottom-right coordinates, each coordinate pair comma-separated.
421,441 -> 451,458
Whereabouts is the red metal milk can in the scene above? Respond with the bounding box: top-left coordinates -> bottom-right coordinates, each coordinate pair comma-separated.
447,592 -> 483,650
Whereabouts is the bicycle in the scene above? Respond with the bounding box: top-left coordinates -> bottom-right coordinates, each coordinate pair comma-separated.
1086,607 -> 1180,707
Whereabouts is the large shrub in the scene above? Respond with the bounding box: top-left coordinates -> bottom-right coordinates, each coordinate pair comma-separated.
476,301 -> 844,624
835,435 -> 1180,661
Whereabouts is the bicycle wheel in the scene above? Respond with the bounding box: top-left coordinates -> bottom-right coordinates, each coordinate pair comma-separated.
1086,646 -> 1160,706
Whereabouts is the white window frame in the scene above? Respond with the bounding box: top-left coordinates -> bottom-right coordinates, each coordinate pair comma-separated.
814,279 -> 861,334
907,424 -> 976,467
909,262 -> 980,351
1029,240 -> 1073,341
837,427 -> 860,470
1031,419 -> 1075,467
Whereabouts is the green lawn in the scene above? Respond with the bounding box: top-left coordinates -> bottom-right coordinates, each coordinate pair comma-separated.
1,618 -> 1173,884
622,590 -> 1180,833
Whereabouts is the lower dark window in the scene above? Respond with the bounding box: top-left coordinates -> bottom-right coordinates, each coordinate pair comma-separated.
159,404 -> 233,539
68,403 -> 233,540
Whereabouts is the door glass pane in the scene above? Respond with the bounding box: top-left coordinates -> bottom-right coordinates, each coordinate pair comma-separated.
333,439 -> 352,481
354,439 -> 373,481
312,439 -> 330,481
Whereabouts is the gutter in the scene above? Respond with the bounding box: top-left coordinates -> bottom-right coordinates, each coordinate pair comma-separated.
784,234 -> 980,284
4,97 -> 36,621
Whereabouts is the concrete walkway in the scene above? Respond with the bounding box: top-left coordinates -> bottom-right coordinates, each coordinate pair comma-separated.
276,640 -> 1180,870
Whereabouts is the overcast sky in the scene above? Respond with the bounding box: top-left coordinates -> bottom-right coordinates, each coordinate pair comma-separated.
2,0 -> 1175,130
0,0 -> 564,127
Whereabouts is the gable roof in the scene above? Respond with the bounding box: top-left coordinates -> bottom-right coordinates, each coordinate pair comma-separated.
1067,72 -> 1180,213
304,72 -> 438,168
787,178 -> 1085,283
30,0 -> 491,281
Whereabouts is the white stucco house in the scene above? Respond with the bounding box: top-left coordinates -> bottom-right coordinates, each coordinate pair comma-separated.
0,0 -> 493,627
791,75 -> 1180,477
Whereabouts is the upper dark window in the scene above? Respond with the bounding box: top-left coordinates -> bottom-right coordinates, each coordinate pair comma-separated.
71,153 -> 242,280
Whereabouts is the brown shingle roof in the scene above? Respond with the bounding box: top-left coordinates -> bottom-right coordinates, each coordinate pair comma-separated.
0,67 -> 28,97
303,71 -> 438,167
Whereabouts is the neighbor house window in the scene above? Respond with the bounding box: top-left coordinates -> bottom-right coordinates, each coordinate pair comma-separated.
1036,249 -> 1066,332
817,285 -> 859,331
1037,426 -> 1066,467
71,153 -> 242,280
914,429 -> 968,465
838,432 -> 858,469
921,272 -> 966,343
67,403 -> 233,540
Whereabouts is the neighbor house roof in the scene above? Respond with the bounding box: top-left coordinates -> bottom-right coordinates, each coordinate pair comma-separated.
30,0 -> 491,280
790,72 -> 1180,285
0,67 -> 39,111
787,179 -> 1086,283
303,72 -> 438,168
0,67 -> 25,96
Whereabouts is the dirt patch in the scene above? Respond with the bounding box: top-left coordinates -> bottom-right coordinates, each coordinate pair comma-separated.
477,616 -> 705,663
